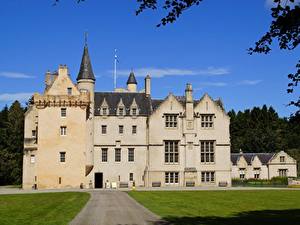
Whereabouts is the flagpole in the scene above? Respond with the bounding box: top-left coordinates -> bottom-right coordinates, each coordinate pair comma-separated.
114,49 -> 117,90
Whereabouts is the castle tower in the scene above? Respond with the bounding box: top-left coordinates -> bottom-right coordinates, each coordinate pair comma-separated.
127,71 -> 137,92
77,44 -> 96,178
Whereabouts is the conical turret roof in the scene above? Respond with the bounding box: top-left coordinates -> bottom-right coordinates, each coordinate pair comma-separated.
77,45 -> 95,81
127,71 -> 137,84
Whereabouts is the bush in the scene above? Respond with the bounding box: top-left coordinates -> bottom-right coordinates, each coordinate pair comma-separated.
232,177 -> 288,187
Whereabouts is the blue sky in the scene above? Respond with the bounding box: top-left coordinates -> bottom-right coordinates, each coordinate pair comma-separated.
0,0 -> 299,116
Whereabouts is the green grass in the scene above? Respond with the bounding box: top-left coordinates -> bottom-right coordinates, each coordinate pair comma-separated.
129,190 -> 300,225
0,192 -> 90,225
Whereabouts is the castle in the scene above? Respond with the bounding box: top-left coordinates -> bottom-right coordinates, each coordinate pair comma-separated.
22,45 -> 296,189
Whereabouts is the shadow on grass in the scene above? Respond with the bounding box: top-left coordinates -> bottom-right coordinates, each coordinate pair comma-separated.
153,209 -> 300,225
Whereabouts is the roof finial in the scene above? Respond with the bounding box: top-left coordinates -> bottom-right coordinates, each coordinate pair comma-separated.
84,31 -> 88,46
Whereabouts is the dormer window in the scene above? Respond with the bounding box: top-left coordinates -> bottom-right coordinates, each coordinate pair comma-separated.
130,98 -> 139,116
117,98 -> 125,116
103,107 -> 107,115
118,107 -> 125,116
132,108 -> 137,116
101,107 -> 108,116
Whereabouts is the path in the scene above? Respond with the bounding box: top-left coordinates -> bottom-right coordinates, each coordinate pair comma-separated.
69,190 -> 167,225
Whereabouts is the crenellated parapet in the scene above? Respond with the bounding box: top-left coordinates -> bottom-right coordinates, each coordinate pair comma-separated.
33,92 -> 90,109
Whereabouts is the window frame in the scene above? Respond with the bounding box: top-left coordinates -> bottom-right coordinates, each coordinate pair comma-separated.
67,87 -> 72,95
118,107 -> 125,116
279,169 -> 288,177
60,126 -> 67,136
128,148 -> 134,162
61,108 -> 67,118
201,171 -> 215,183
32,130 -> 37,138
101,125 -> 107,134
200,114 -> 214,129
119,125 -> 124,134
30,155 -> 35,164
101,148 -> 108,162
164,114 -> 178,128
132,125 -> 137,134
200,141 -> 215,163
115,148 -> 121,162
102,107 -> 108,116
164,140 -> 179,164
280,156 -> 285,163
60,152 -> 66,163
129,173 -> 134,181
165,172 -> 179,184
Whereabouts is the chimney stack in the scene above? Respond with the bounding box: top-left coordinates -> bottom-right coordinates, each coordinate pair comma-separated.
145,75 -> 151,97
45,71 -> 52,89
185,83 -> 193,120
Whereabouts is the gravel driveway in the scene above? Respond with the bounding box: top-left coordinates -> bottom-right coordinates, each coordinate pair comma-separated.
69,190 -> 167,225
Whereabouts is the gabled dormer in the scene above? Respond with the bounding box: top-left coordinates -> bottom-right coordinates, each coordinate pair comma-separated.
130,98 -> 139,117
117,98 -> 125,116
100,98 -> 109,116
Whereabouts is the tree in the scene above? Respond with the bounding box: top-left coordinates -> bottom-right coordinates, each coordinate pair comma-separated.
54,0 -> 299,113
0,101 -> 25,185
135,0 -> 300,113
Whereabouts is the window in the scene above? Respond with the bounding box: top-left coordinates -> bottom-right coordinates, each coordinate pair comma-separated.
164,141 -> 179,163
165,114 -> 178,128
165,172 -> 179,184
279,169 -> 287,177
280,156 -> 285,163
119,125 -> 124,134
61,108 -> 66,117
60,152 -> 66,162
201,114 -> 214,128
129,173 -> 134,181
59,177 -> 62,184
67,87 -> 72,95
132,125 -> 137,134
30,155 -> 35,163
254,168 -> 260,179
132,108 -> 137,116
128,148 -> 134,162
101,125 -> 107,134
200,141 -> 215,163
32,130 -> 36,137
102,107 -> 108,116
115,148 -> 121,162
239,168 -> 246,179
201,171 -> 215,183
102,148 -> 108,162
118,107 -> 124,116
60,126 -> 67,136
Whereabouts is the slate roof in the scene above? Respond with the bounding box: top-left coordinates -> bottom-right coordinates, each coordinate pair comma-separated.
77,45 -> 96,81
231,153 -> 275,165
94,92 -> 151,116
151,99 -> 164,111
127,72 -> 137,84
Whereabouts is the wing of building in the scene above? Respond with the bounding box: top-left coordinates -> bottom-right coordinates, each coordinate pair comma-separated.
22,44 -> 232,189
231,150 -> 297,180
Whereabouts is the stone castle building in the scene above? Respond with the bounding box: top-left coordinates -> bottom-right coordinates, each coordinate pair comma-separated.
22,44 -> 234,189
22,45 -> 298,189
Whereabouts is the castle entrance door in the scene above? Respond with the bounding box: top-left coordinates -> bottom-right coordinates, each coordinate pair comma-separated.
95,172 -> 103,188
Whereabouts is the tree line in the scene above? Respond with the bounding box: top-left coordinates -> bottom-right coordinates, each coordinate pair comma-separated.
0,101 -> 299,185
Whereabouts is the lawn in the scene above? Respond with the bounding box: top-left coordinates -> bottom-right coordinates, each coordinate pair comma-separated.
0,192 -> 90,225
129,190 -> 300,225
